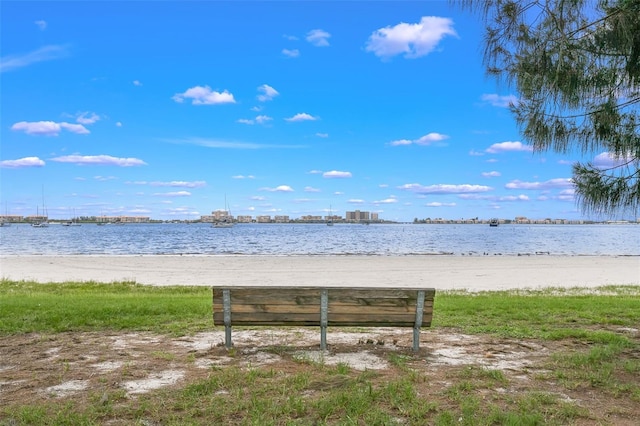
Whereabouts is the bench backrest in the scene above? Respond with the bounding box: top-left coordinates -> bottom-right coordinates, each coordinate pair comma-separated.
213,287 -> 435,327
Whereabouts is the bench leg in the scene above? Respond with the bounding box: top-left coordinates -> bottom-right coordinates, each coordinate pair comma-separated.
225,325 -> 232,349
413,290 -> 425,352
223,289 -> 233,349
412,327 -> 420,352
320,289 -> 328,351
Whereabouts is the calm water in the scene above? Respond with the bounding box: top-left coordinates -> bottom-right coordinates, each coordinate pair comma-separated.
0,223 -> 638,256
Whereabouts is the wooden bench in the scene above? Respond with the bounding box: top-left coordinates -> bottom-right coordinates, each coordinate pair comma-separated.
212,286 -> 435,351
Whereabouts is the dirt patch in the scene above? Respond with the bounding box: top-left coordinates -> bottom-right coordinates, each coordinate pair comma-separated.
1,327 -> 638,423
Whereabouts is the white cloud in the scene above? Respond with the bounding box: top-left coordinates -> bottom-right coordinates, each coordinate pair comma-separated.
1,44 -> 69,72
153,191 -> 191,197
95,176 -> 117,181
304,186 -> 321,192
168,137 -> 302,149
237,115 -> 273,125
389,139 -> 413,146
390,132 -> 449,147
11,121 -> 89,136
115,122 -> 123,127
365,16 -> 457,59
481,93 -> 519,108
50,155 -> 147,167
482,171 -> 501,177
505,178 -> 573,190
348,199 -> 365,204
469,150 -> 484,156
316,133 -> 329,138
308,170 -> 323,174
261,185 -> 294,192
76,112 -> 100,125
486,141 -> 533,154
373,197 -> 398,204
0,156 -> 45,168
255,115 -> 272,124
285,112 -> 318,122
133,80 -> 142,86
593,152 -> 634,169
282,48 -> 300,58
172,85 -> 236,105
557,189 -> 575,201
232,175 -> 255,179
323,170 -> 352,179
426,202 -> 456,207
306,29 -> 331,47
149,181 -> 206,188
60,122 -> 90,134
34,20 -> 47,31
251,196 -> 266,201
257,84 -> 279,102
399,183 -> 493,194
498,195 -> 529,201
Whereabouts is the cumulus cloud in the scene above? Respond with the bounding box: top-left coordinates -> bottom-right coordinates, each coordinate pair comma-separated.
486,141 -> 533,154
306,29 -> 331,46
593,152 -> 634,169
482,171 -> 501,177
323,170 -> 352,178
304,186 -> 321,192
348,199 -> 365,204
399,183 -> 493,194
153,191 -> 191,197
172,85 -> 236,105
75,112 -> 100,125
389,132 -> 449,146
426,202 -> 456,207
481,93 -> 519,108
257,84 -> 279,102
285,112 -> 318,122
237,115 -> 272,125
0,156 -> 45,169
34,20 -> 47,31
505,178 -> 573,190
149,181 -> 206,188
261,185 -> 294,192
11,121 -> 89,136
365,16 -> 457,59
282,48 -> 300,58
373,197 -> 398,204
1,44 -> 69,72
50,155 -> 147,167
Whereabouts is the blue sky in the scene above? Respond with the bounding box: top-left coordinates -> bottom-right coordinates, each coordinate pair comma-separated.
1,1 -> 616,222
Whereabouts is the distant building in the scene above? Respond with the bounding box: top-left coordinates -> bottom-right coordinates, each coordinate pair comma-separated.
346,210 -> 370,222
274,215 -> 290,223
256,215 -> 271,223
236,215 -> 253,223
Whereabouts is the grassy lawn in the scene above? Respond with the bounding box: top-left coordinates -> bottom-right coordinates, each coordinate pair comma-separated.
1,280 -> 639,425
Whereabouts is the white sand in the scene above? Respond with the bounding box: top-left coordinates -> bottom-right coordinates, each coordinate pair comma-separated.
1,255 -> 638,290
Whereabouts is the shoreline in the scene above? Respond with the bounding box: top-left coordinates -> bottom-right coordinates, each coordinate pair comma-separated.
2,255 -> 638,291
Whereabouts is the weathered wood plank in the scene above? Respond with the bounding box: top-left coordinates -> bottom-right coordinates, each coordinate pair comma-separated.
212,287 -> 435,327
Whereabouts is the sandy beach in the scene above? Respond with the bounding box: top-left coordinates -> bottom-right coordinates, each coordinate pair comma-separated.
1,255 -> 638,290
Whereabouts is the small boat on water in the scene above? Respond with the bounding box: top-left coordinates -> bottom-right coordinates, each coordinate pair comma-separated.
489,218 -> 499,227
213,195 -> 235,228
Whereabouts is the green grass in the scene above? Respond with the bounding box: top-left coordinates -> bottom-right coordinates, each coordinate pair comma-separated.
1,280 -> 639,425
0,280 -> 211,335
